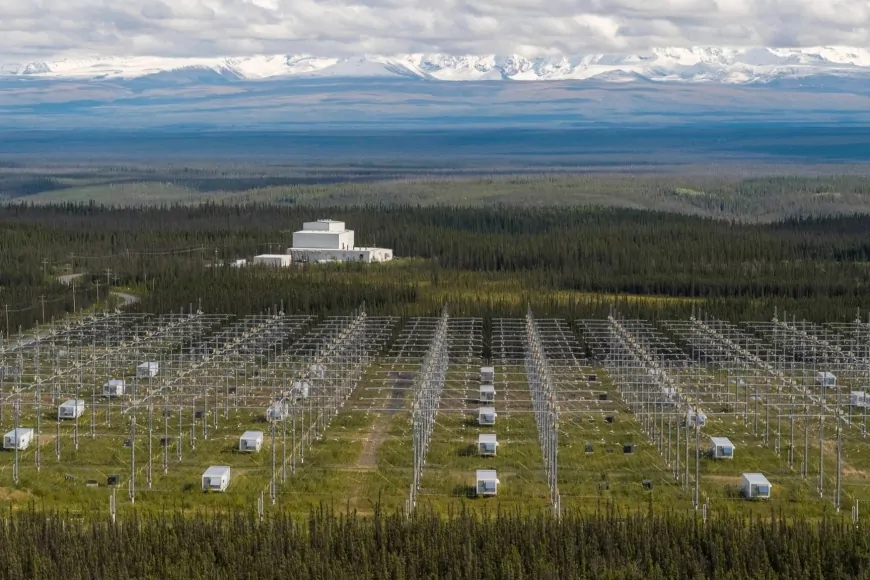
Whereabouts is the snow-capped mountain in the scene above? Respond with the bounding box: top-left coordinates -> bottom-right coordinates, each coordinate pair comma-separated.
4,47 -> 870,84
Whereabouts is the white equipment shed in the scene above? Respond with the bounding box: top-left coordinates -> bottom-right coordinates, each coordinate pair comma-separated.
253,254 -> 292,267
58,399 -> 85,419
202,466 -> 231,492
687,408 -> 707,427
710,436 -> 734,459
478,434 -> 498,456
102,379 -> 126,397
266,401 -> 287,421
480,366 -> 495,383
137,362 -> 159,379
742,473 -> 772,499
851,391 -> 868,408
479,384 -> 496,403
475,469 -> 500,496
478,406 -> 497,426
817,372 -> 837,388
3,427 -> 34,450
239,431 -> 264,453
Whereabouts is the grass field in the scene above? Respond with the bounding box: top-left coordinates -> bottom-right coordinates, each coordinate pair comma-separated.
0,316 -> 867,521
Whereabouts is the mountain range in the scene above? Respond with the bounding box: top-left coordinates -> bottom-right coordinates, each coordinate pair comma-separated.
3,47 -> 870,84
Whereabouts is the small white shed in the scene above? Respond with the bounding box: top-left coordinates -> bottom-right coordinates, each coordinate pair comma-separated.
266,401 -> 287,421
58,399 -> 86,419
710,436 -> 734,459
293,380 -> 310,400
202,465 -> 231,492
475,469 -> 499,496
3,427 -> 34,450
253,254 -> 292,267
741,473 -> 771,499
851,391 -> 867,408
480,366 -> 495,383
102,379 -> 126,397
817,372 -> 837,388
478,434 -> 498,456
479,384 -> 495,403
478,406 -> 497,426
686,408 -> 707,427
239,431 -> 264,453
137,362 -> 159,379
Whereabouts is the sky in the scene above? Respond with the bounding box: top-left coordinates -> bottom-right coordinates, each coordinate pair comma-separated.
1,0 -> 869,60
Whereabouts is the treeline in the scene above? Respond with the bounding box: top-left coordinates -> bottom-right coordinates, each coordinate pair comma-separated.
1,506 -> 868,579
2,203 -> 870,329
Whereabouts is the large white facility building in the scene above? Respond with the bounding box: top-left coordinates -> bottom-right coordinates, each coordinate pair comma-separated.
287,220 -> 393,263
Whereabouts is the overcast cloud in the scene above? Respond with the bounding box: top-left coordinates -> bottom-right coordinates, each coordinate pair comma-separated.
1,0 -> 869,59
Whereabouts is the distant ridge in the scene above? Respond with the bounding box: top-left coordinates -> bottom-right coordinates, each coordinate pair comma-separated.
3,47 -> 870,84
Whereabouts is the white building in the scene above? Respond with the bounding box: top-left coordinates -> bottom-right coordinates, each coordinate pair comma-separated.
478,434 -> 498,456
137,362 -> 159,379
479,384 -> 495,403
288,219 -> 393,263
480,366 -> 495,383
266,401 -> 287,421
293,380 -> 310,401
851,391 -> 867,408
475,469 -> 499,496
741,473 -> 771,499
710,436 -> 734,459
230,258 -> 247,268
817,372 -> 837,388
202,465 -> 231,492
102,379 -> 126,397
478,406 -> 497,426
239,431 -> 264,453
253,254 -> 292,267
58,399 -> 86,419
3,427 -> 33,450
686,408 -> 707,428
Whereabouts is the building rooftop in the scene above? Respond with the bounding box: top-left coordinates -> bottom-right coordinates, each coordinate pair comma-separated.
480,384 -> 495,392
479,434 -> 498,444
476,469 -> 498,479
203,465 -> 231,477
710,436 -> 733,446
743,472 -> 770,484
241,431 -> 263,439
478,406 -> 496,414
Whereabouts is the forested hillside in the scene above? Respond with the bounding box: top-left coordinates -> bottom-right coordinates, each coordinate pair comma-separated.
2,203 -> 869,332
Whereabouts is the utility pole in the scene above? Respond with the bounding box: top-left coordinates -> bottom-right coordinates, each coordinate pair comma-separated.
95,280 -> 102,303
71,282 -> 76,312
4,304 -> 8,339
39,295 -> 46,324
42,258 -> 48,278
104,268 -> 113,287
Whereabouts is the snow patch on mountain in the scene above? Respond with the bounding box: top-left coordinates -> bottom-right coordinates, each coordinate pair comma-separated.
3,47 -> 870,84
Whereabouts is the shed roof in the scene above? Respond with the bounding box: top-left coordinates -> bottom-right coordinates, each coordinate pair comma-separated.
710,436 -> 733,447
4,427 -> 33,437
742,473 -> 770,485
478,406 -> 496,415
241,430 -> 263,439
476,469 -> 498,479
480,366 -> 494,373
478,434 -> 498,444
60,399 -> 84,406
480,384 -> 495,392
203,465 -> 231,477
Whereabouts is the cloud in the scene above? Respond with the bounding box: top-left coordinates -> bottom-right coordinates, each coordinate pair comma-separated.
1,0 -> 869,59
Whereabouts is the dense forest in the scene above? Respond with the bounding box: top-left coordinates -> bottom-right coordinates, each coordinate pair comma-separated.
0,506 -> 868,579
1,203 -> 870,333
